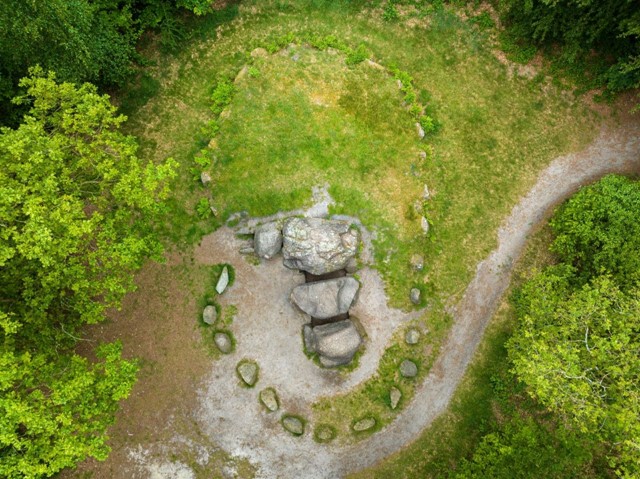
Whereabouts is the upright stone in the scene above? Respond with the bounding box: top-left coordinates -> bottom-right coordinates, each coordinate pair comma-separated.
203,305 -> 217,325
410,254 -> 424,272
236,360 -> 259,387
282,416 -> 305,436
405,328 -> 421,345
259,388 -> 279,412
216,266 -> 229,294
410,288 -> 421,305
416,122 -> 425,139
400,359 -> 418,378
214,332 -> 232,354
254,222 -> 283,259
390,387 -> 402,409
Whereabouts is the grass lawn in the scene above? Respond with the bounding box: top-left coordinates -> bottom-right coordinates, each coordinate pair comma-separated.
113,0 -> 601,465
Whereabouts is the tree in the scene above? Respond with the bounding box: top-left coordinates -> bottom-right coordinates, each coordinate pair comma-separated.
550,174 -> 640,289
504,176 -> 640,477
500,0 -> 640,100
0,71 -> 175,477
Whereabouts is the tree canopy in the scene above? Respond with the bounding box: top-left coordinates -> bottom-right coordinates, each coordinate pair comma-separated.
507,175 -> 640,477
0,71 -> 175,477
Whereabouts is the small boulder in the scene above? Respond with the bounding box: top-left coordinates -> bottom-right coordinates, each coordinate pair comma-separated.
314,424 -> 337,443
410,288 -> 421,305
416,122 -> 425,139
410,254 -> 424,272
203,305 -> 217,325
352,417 -> 376,432
345,257 -> 358,274
236,360 -> 259,387
214,332 -> 232,354
282,217 -> 359,275
250,47 -> 268,58
405,328 -> 421,345
259,388 -> 279,412
400,359 -> 418,378
254,222 -> 283,259
291,277 -> 359,319
312,319 -> 362,367
421,216 -> 430,235
291,53 -> 300,62
216,266 -> 230,294
418,150 -> 428,160
422,184 -> 431,200
282,415 -> 305,436
201,171 -> 212,185
390,387 -> 402,409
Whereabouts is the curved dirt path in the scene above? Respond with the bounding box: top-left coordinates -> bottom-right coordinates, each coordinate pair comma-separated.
188,119 -> 640,479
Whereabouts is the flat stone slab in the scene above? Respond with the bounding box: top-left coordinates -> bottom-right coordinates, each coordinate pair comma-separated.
400,359 -> 418,378
214,332 -> 232,354
352,417 -> 376,432
216,266 -> 230,294
203,305 -> 217,325
282,217 -> 359,275
236,360 -> 259,387
259,388 -> 279,412
291,277 -> 359,319
282,416 -> 304,436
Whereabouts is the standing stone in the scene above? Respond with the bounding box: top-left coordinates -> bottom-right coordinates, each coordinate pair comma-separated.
282,416 -> 305,436
203,305 -> 217,325
236,360 -> 259,387
418,150 -> 428,160
422,184 -> 431,200
201,172 -> 212,185
400,359 -> 418,378
390,387 -> 402,409
216,266 -> 229,294
214,332 -> 232,354
416,122 -> 425,139
254,222 -> 283,259
352,417 -> 376,432
421,216 -> 430,235
405,328 -> 421,345
282,217 -> 359,275
410,254 -> 424,272
259,388 -> 279,412
410,288 -> 421,305
291,277 -> 359,319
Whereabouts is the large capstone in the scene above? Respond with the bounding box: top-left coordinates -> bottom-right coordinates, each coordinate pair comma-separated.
254,222 -> 283,259
291,277 -> 359,319
282,217 -> 359,275
306,319 -> 362,367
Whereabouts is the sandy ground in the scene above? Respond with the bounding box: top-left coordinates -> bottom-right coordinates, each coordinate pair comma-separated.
65,113 -> 640,479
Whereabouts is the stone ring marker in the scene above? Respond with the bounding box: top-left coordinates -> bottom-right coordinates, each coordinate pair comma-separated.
253,216 -> 364,367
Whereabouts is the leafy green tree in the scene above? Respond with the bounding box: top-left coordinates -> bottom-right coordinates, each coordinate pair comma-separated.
550,174 -> 640,289
508,269 -> 640,476
0,71 -> 175,477
500,0 -> 640,98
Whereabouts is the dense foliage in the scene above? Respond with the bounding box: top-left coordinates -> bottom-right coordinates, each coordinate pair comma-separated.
499,0 -> 640,98
505,175 -> 640,477
0,0 -> 214,124
0,72 -> 175,477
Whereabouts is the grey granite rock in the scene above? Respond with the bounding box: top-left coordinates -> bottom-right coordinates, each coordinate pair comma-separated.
291,277 -> 359,319
400,359 -> 418,378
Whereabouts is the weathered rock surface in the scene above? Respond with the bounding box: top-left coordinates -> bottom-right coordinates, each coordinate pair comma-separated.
400,359 -> 418,378
410,288 -> 421,305
390,387 -> 402,409
203,305 -> 217,325
216,266 -> 229,294
282,416 -> 304,436
201,171 -> 211,185
405,328 -> 421,345
291,277 -> 359,319
303,324 -> 316,352
282,218 -> 359,275
254,222 -> 283,259
314,425 -> 336,442
421,216 -> 430,235
410,254 -> 424,272
259,388 -> 279,412
416,122 -> 425,139
352,417 -> 376,432
214,332 -> 232,353
236,360 -> 259,387
306,319 -> 362,367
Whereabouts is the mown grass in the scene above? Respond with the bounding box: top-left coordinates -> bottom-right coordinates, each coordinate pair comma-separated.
118,0 -> 600,454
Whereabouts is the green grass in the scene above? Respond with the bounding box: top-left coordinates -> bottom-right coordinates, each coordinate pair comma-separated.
118,0 -> 600,455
